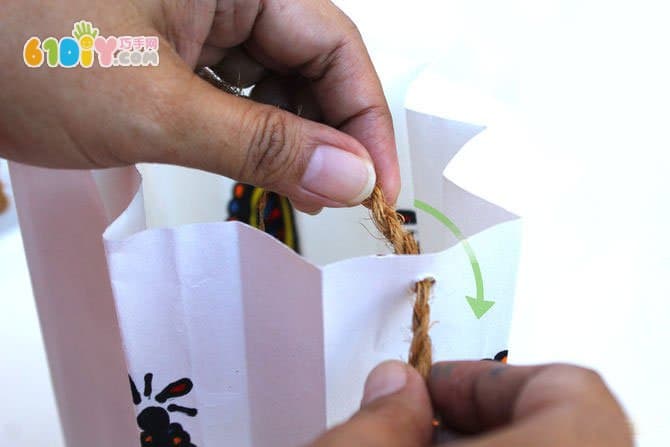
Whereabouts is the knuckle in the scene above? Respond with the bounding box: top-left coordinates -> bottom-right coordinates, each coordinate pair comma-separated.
370,104 -> 393,122
242,106 -> 302,187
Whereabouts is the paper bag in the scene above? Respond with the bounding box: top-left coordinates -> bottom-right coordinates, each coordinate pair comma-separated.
9,67 -> 520,446
99,81 -> 520,445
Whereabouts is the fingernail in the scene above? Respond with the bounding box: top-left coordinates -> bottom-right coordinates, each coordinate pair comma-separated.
361,361 -> 408,406
301,145 -> 376,205
303,208 -> 323,216
298,206 -> 323,216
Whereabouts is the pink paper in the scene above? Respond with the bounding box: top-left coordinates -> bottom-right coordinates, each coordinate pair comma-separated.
9,164 -> 137,447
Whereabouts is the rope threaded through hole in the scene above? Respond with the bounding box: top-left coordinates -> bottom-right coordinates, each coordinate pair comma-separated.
409,278 -> 434,380
365,185 -> 434,380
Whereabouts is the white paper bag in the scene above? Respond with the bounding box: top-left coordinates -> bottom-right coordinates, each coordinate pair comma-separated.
97,80 -> 520,445
9,66 -> 521,447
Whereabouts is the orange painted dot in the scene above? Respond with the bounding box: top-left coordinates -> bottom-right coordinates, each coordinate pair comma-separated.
234,184 -> 244,198
173,437 -> 182,445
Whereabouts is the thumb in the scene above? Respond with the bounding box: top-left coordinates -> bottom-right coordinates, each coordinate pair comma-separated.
309,361 -> 434,447
146,70 -> 377,210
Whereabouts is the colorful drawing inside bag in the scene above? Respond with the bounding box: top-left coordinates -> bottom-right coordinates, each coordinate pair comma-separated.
226,183 -> 300,252
0,181 -> 8,214
129,374 -> 198,447
396,209 -> 419,243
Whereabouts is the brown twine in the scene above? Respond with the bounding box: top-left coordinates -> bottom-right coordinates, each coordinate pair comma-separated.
364,185 -> 434,381
364,186 -> 419,255
203,59 -> 436,381
255,184 -> 434,380
408,278 -> 434,380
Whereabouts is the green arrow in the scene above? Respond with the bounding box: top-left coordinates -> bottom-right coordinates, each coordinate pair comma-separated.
414,200 -> 495,319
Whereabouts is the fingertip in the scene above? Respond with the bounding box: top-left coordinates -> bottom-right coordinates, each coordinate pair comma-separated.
291,199 -> 323,215
351,160 -> 377,205
300,145 -> 376,206
311,360 -> 432,447
380,170 -> 401,205
361,361 -> 432,420
361,361 -> 409,407
302,207 -> 324,216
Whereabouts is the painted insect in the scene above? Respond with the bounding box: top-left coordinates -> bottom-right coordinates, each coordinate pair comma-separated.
227,182 -> 300,252
483,349 -> 509,363
129,373 -> 198,447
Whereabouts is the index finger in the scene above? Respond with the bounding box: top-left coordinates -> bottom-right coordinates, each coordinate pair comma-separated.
429,361 -> 549,435
244,0 -> 400,203
428,361 -> 632,444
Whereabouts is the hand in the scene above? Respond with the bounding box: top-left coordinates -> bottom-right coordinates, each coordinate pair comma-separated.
428,361 -> 633,446
1,0 -> 399,213
309,361 -> 433,446
308,360 -> 633,446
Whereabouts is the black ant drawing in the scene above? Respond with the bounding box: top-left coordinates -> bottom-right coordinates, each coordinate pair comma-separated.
129,373 -> 199,447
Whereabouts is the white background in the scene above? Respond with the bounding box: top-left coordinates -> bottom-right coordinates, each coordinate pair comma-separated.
2,0 -> 668,445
